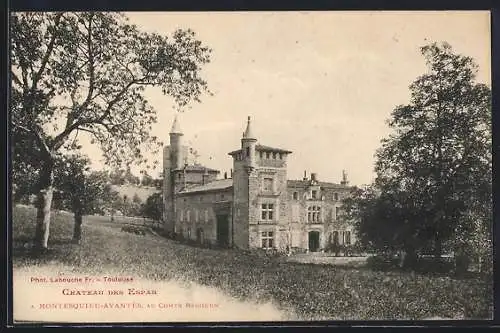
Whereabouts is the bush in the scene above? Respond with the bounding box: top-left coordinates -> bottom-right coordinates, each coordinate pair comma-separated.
366,255 -> 399,270
416,256 -> 455,274
120,225 -> 146,236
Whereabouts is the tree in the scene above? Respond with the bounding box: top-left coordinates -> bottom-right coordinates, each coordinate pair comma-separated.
54,154 -> 118,243
11,12 -> 211,252
140,171 -> 154,187
348,42 -> 491,268
141,192 -> 163,222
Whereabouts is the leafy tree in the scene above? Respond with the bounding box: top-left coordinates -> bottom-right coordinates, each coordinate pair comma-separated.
348,42 -> 491,268
54,154 -> 118,243
141,192 -> 163,222
140,171 -> 154,187
10,12 -> 211,252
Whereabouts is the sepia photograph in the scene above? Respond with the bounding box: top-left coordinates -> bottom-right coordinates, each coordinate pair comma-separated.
10,10 -> 492,323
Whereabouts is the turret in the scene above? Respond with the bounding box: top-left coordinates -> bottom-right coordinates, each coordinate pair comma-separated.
341,169 -> 349,186
241,116 -> 257,169
169,114 -> 184,170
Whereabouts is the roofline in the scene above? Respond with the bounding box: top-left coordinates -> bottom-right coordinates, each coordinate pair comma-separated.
228,148 -> 293,156
172,168 -> 220,173
177,185 -> 233,196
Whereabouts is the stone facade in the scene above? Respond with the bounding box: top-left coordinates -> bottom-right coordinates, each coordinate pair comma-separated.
163,116 -> 356,252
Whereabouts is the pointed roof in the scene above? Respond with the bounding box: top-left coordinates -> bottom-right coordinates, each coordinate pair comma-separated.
242,116 -> 256,140
170,114 -> 182,134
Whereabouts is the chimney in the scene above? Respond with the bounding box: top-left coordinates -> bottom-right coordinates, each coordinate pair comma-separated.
224,172 -> 228,179
303,170 -> 307,181
311,173 -> 317,182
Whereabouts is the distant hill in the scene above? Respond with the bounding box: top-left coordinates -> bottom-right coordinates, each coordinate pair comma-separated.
111,184 -> 161,203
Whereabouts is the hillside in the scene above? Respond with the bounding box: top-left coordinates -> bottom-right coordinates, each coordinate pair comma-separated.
111,184 -> 161,203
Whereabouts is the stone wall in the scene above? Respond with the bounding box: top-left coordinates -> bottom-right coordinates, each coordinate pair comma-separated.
286,181 -> 356,251
232,160 -> 249,249
175,188 -> 233,245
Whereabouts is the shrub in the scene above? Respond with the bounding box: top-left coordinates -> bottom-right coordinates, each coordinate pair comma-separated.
120,225 -> 146,236
366,255 -> 399,270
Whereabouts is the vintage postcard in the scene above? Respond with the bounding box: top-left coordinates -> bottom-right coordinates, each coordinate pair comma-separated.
10,11 -> 492,323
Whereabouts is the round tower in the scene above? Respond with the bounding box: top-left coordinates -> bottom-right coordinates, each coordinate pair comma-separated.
170,114 -> 184,170
241,116 -> 257,170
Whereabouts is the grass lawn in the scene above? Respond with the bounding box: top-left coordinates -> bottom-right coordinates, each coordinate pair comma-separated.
12,205 -> 493,321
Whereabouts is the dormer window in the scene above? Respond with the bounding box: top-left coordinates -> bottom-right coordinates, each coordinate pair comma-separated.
311,190 -> 318,199
272,152 -> 277,159
279,153 -> 283,159
266,152 -> 270,159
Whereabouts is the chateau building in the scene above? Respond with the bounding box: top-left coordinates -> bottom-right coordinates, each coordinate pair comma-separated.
163,116 -> 356,252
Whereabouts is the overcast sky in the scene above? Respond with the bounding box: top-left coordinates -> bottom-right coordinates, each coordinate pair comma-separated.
82,11 -> 491,186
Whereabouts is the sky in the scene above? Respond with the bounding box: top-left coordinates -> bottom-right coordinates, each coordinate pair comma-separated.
81,11 -> 491,186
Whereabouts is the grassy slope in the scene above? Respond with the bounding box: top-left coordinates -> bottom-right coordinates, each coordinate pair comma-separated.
12,205 -> 492,320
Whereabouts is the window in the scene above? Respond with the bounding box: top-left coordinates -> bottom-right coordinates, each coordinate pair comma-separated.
261,231 -> 274,249
308,206 -> 321,223
186,210 -> 191,222
293,191 -> 299,200
199,196 -> 203,202
311,190 -> 317,199
187,227 -> 191,239
332,231 -> 339,244
178,174 -> 182,180
221,194 -> 225,200
344,231 -> 351,245
335,207 -> 340,220
263,177 -> 273,191
180,210 -> 184,222
279,153 -> 283,159
261,204 -> 274,220
266,152 -> 270,159
272,152 -> 276,159
195,209 -> 199,222
260,152 -> 263,159
246,146 -> 250,157
334,193 -> 339,201
204,209 -> 209,223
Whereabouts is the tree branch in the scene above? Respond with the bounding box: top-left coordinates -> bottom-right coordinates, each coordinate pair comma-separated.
30,13 -> 64,90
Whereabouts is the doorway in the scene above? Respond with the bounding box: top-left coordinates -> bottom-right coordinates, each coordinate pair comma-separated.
196,228 -> 204,245
216,214 -> 229,247
308,231 -> 320,252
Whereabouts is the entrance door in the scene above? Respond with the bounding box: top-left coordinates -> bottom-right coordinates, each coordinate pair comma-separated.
196,228 -> 204,245
308,231 -> 320,252
216,214 -> 229,247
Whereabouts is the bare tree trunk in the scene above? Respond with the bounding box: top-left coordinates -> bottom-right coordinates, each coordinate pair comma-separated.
73,212 -> 83,244
33,162 -> 54,252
